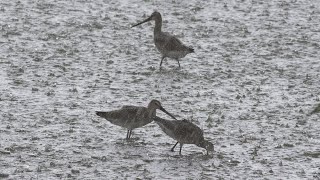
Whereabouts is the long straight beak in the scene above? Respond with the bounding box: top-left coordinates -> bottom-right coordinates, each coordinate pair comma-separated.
131,16 -> 152,28
159,106 -> 177,120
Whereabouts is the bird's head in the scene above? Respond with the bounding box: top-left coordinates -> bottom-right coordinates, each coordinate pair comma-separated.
148,99 -> 177,120
131,11 -> 162,28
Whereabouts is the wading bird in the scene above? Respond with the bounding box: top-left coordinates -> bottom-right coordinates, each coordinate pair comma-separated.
153,116 -> 214,155
96,100 -> 177,139
132,11 -> 194,69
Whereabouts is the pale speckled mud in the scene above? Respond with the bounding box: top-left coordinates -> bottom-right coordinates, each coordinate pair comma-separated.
0,0 -> 320,179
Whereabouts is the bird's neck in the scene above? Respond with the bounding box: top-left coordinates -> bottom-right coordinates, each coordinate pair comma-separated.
147,105 -> 157,117
154,18 -> 162,34
148,108 -> 157,119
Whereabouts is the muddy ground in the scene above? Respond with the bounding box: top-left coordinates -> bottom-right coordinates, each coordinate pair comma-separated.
0,0 -> 319,179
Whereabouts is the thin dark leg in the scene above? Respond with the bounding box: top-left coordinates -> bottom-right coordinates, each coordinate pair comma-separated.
128,130 -> 132,139
171,142 -> 179,152
179,143 -> 183,155
126,130 -> 130,139
160,56 -> 165,68
177,59 -> 180,68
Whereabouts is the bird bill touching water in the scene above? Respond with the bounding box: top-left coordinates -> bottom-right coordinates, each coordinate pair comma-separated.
153,116 -> 214,155
132,11 -> 194,69
96,100 -> 177,139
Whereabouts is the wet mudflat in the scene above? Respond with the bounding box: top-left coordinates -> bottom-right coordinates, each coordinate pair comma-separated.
0,0 -> 319,179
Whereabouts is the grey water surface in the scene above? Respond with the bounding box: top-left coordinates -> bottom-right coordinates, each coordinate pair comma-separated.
0,0 -> 320,179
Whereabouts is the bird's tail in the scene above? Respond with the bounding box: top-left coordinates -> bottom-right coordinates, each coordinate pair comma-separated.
188,47 -> 194,53
96,111 -> 108,118
310,104 -> 320,115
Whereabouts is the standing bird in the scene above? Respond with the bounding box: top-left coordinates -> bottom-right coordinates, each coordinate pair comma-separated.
132,11 -> 194,68
96,100 -> 177,139
153,116 -> 214,155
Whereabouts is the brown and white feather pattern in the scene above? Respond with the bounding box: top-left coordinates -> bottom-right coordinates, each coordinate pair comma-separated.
132,11 -> 194,68
95,100 -> 177,139
153,116 -> 214,154
155,32 -> 194,59
154,117 -> 204,145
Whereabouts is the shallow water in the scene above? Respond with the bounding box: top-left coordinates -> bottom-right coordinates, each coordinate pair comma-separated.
0,0 -> 320,179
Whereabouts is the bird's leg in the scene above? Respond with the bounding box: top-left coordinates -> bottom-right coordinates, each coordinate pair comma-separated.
179,143 -> 183,155
176,59 -> 181,68
126,130 -> 129,139
171,142 -> 179,152
126,130 -> 133,139
128,130 -> 132,139
160,56 -> 165,68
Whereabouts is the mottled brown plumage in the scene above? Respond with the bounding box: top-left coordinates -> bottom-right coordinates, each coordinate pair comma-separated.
153,116 -> 214,155
96,100 -> 176,139
132,11 -> 194,68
